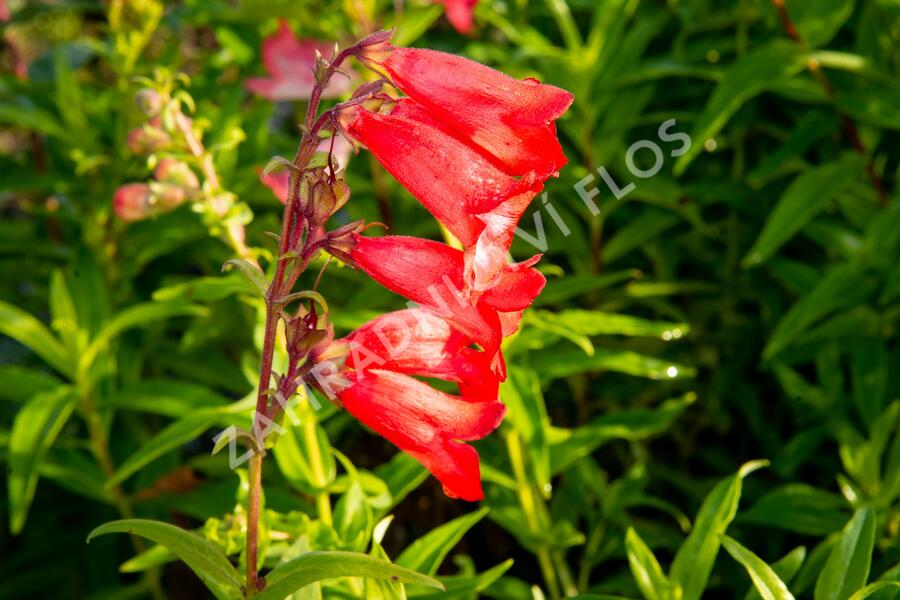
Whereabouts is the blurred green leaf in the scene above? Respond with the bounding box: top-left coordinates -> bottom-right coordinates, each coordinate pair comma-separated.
532,346 -> 695,381
80,302 -> 207,374
549,393 -> 695,474
742,159 -> 861,268
785,0 -> 855,46
675,41 -> 806,175
8,386 -> 77,533
107,409 -> 227,487
740,484 -> 849,536
0,300 -> 72,378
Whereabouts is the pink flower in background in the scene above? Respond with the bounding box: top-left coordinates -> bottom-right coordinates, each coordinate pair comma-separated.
0,0 -> 9,23
434,0 -> 477,34
246,20 -> 354,101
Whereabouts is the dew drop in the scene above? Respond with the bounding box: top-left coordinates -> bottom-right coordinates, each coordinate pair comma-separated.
666,366 -> 679,378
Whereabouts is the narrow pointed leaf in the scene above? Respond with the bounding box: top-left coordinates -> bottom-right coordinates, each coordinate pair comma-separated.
0,300 -> 72,377
88,519 -> 243,600
253,551 -> 443,600
8,387 -> 77,533
397,508 -> 489,576
814,507 -> 876,600
670,460 -> 768,600
722,535 -> 795,600
625,527 -> 675,600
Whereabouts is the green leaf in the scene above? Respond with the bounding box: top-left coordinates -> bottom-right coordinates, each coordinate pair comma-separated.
222,258 -> 268,296
742,160 -> 861,267
531,347 -> 695,381
533,270 -> 639,306
80,302 -> 206,374
848,583 -> 900,600
670,460 -> 769,600
152,273 -> 252,303
49,269 -> 82,355
785,0 -> 856,47
764,264 -> 879,360
104,380 -> 230,417
745,547 -> 807,600
814,507 -> 876,600
107,409 -> 226,487
374,453 -> 428,511
722,535 -> 795,600
392,4 -> 444,47
253,551 -> 443,600
500,367 -> 551,492
740,484 -> 849,536
0,300 -> 72,377
273,419 -> 336,494
674,41 -> 806,175
549,393 -> 695,474
120,544 -> 176,574
8,386 -> 77,533
602,210 -> 680,265
533,309 -> 689,340
334,481 -> 372,549
410,560 -> 513,599
397,508 -> 489,576
0,365 -> 61,403
87,519 -> 243,600
625,527 -> 677,600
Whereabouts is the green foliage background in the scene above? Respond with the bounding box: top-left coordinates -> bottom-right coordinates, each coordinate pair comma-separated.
1,0 -> 899,598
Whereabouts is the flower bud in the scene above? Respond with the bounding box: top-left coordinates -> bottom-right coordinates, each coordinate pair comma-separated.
135,88 -> 163,116
154,158 -> 200,189
286,312 -> 328,359
127,124 -> 170,155
307,176 -> 350,226
148,181 -> 189,211
113,183 -> 153,221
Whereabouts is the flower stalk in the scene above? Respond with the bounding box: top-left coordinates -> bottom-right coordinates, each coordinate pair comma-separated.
242,36 -> 371,596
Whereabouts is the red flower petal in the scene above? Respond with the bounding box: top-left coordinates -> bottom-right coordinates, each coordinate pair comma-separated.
246,20 -> 353,101
480,258 -> 546,312
350,235 -> 503,357
338,369 -> 505,500
260,170 -> 289,204
376,47 -> 574,177
346,309 -> 495,390
343,99 -> 542,245
464,190 -> 538,292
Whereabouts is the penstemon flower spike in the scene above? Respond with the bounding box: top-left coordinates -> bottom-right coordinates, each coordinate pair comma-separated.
242,28 -> 571,596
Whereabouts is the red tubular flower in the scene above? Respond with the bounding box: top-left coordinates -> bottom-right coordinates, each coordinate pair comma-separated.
246,20 -> 353,101
364,46 -> 574,177
346,308 -> 496,393
434,0 -> 478,34
330,41 -> 571,502
336,309 -> 503,500
343,99 -> 543,291
339,370 -> 503,500
348,235 -> 545,366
